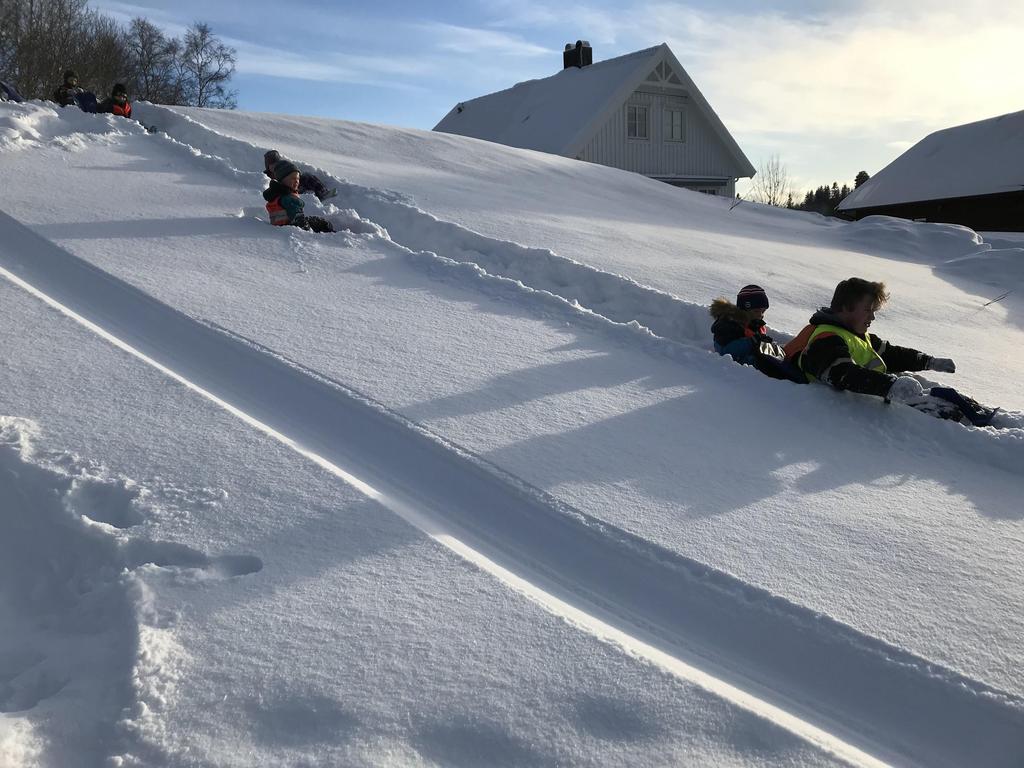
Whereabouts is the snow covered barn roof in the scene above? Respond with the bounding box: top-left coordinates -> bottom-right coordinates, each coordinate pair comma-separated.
433,43 -> 754,177
839,110 -> 1024,212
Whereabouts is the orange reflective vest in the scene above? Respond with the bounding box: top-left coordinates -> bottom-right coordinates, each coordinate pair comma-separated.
266,197 -> 290,226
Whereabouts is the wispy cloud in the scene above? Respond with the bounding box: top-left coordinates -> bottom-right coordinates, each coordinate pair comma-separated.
482,0 -> 639,45
420,22 -> 550,57
92,0 -> 190,35
228,38 -> 430,92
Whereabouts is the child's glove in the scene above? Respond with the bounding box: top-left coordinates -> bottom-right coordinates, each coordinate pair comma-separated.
926,357 -> 956,373
886,375 -> 925,403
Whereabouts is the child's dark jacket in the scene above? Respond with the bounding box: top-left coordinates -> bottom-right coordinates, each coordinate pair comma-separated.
797,308 -> 932,396
710,299 -> 802,382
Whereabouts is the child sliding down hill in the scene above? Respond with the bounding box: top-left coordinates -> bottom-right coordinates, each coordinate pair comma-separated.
263,160 -> 335,234
795,277 -> 998,427
263,150 -> 337,201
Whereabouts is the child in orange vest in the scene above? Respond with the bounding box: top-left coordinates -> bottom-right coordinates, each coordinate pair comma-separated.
98,83 -> 132,118
263,161 -> 335,233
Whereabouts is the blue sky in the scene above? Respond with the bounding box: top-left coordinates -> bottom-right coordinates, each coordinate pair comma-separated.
96,0 -> 1023,196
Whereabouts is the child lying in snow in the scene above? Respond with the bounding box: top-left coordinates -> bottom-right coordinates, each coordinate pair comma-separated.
793,277 -> 997,425
710,285 -> 804,383
263,161 -> 336,234
263,150 -> 336,201
97,83 -> 132,119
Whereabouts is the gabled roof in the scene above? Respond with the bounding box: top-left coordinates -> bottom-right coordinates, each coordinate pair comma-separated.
839,110 -> 1024,211
434,43 -> 754,177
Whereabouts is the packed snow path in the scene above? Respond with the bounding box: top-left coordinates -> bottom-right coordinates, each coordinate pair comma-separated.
3,210 -> 1024,768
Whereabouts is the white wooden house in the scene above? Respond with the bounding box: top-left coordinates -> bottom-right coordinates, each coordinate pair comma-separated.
434,42 -> 755,196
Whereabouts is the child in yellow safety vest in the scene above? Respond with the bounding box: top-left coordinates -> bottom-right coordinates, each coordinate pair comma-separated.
793,278 -> 996,422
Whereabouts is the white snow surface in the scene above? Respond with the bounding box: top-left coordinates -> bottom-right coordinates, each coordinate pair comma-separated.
838,109 -> 1024,210
1,99 -> 1023,768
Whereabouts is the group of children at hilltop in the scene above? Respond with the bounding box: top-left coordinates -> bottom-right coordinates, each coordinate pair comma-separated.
711,278 -> 996,426
51,69 -> 133,118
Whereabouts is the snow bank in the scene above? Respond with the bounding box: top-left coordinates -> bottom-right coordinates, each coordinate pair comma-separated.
137,102 -> 715,348
840,215 -> 987,264
937,247 -> 1024,288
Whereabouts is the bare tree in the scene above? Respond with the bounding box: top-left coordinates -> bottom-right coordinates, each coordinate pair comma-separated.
0,0 -> 19,76
79,11 -> 129,97
1,2 -> 238,108
180,22 -> 236,108
750,154 -> 791,207
126,17 -> 180,102
0,0 -> 132,100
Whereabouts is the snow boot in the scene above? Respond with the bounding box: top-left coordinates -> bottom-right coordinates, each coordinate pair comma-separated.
903,394 -> 964,422
928,387 -> 999,427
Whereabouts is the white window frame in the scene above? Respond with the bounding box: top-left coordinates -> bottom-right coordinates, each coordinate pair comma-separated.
627,105 -> 649,140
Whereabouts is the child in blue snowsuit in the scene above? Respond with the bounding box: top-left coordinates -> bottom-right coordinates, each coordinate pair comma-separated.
710,285 -> 804,382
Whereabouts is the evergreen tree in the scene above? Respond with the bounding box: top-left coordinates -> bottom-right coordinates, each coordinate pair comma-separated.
855,170 -> 871,188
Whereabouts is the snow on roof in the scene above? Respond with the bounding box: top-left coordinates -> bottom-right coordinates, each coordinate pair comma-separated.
839,110 -> 1024,211
434,46 -> 661,156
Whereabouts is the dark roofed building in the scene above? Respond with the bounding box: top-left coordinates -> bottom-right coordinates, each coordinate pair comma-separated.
838,110 -> 1024,232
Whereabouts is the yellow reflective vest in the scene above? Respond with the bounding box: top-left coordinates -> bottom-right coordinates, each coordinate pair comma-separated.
799,324 -> 886,383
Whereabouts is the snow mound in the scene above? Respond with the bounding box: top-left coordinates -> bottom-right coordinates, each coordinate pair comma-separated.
0,100 -> 129,152
937,247 -> 1024,288
841,215 -> 987,264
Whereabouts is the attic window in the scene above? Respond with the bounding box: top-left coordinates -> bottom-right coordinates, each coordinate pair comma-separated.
627,105 -> 649,139
665,107 -> 685,142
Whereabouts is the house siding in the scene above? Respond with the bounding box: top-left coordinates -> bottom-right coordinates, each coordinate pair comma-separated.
578,86 -> 739,185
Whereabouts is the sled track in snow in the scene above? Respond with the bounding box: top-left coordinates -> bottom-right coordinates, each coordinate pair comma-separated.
4,211 -> 1024,768
137,103 -> 716,348
136,105 -> 1024,444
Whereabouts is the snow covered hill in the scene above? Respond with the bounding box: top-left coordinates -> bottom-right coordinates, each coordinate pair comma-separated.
1,99 -> 1023,768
